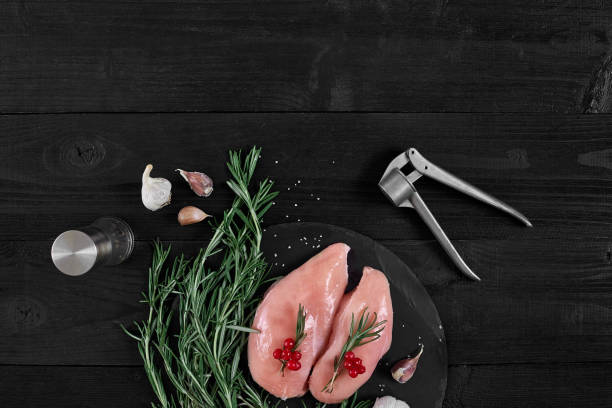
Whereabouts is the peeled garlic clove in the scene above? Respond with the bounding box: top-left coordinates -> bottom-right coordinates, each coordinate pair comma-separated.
391,344 -> 424,384
178,206 -> 209,226
373,396 -> 411,408
176,169 -> 213,197
142,164 -> 172,211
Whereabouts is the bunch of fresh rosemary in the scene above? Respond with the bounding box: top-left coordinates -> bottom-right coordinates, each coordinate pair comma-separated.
124,147 -> 277,408
125,147 -> 372,408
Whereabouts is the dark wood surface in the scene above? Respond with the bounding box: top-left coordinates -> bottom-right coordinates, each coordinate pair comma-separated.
3,0 -> 612,113
2,1 -> 612,407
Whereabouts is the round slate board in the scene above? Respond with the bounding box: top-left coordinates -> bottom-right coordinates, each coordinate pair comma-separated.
261,222 -> 447,408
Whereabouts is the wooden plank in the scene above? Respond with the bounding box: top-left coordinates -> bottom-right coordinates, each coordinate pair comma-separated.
1,113 -> 612,241
1,0 -> 611,112
1,238 -> 610,365
444,363 -> 612,408
0,366 -> 153,408
2,363 -> 611,408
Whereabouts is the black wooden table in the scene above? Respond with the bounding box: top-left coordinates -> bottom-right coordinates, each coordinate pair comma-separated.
2,1 -> 612,407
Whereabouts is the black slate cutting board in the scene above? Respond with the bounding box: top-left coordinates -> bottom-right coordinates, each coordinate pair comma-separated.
261,222 -> 447,408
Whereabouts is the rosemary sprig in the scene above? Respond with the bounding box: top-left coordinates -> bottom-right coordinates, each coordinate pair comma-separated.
280,303 -> 307,375
294,303 -> 307,350
322,308 -> 386,393
124,147 -> 279,408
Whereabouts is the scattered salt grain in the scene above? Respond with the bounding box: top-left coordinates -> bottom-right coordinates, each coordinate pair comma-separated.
288,245 -> 291,249
274,160 -> 278,164
316,197 -> 320,201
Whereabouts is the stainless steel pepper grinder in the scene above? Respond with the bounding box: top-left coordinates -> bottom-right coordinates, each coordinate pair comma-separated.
51,217 -> 134,276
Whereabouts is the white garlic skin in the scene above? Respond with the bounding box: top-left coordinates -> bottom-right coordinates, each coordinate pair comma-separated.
141,164 -> 172,211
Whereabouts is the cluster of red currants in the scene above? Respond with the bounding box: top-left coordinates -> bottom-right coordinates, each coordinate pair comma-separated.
342,351 -> 366,378
272,337 -> 302,371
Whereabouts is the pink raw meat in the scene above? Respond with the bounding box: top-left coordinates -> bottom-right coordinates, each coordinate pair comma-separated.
248,243 -> 350,399
309,266 -> 393,404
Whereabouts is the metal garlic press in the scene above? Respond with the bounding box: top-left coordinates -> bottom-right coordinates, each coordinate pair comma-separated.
379,148 -> 532,281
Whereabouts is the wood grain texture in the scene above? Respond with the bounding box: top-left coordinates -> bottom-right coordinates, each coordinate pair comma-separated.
1,113 -> 612,241
0,366 -> 153,408
2,0 -> 612,112
1,238 -> 610,366
444,363 -> 612,408
2,363 -> 611,408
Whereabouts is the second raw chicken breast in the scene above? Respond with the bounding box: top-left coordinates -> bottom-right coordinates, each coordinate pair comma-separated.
248,243 -> 350,399
309,266 -> 393,404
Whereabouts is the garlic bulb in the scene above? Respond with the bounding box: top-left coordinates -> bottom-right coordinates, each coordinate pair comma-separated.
373,396 -> 410,408
141,164 -> 172,211
178,206 -> 210,226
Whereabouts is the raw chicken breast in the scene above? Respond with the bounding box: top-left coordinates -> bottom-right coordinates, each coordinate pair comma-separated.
309,266 -> 393,404
248,243 -> 350,399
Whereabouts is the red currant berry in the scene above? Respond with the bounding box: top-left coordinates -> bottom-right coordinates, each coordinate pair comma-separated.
357,364 -> 366,374
343,359 -> 354,369
272,348 -> 283,359
348,368 -> 358,378
344,351 -> 355,360
291,351 -> 302,361
352,357 -> 362,366
284,338 -> 295,349
287,360 -> 301,371
281,349 -> 291,360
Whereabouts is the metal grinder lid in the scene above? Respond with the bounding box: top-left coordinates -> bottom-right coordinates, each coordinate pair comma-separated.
51,230 -> 98,276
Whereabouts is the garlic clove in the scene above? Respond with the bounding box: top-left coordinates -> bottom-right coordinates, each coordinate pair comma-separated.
176,169 -> 213,197
141,164 -> 172,211
390,344 -> 424,384
178,206 -> 210,226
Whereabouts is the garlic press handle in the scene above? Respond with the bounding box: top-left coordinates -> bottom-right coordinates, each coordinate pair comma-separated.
409,189 -> 481,281
408,148 -> 532,227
